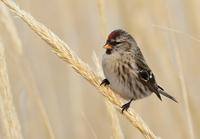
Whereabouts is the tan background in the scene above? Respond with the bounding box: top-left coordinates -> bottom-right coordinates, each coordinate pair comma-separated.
0,0 -> 200,139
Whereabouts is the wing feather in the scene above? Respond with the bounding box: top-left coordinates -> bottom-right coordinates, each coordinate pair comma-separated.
133,48 -> 177,102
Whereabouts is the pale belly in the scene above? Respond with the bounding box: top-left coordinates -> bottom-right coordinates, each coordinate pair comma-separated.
102,53 -> 152,100
108,73 -> 134,100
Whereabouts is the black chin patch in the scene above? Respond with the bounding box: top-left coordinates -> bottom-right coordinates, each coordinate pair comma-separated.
106,49 -> 112,55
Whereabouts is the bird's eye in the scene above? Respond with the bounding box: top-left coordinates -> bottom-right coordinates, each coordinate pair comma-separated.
109,41 -> 121,46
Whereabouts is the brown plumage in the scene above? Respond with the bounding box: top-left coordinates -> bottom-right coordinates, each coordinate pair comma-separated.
101,29 -> 177,113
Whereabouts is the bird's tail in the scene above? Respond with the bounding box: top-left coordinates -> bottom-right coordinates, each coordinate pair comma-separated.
158,86 -> 178,103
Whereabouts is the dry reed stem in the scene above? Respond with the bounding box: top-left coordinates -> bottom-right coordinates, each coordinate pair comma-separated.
96,0 -> 108,38
33,91 -> 56,139
81,112 -> 99,139
152,24 -> 200,44
92,52 -> 124,139
0,4 -> 22,54
0,0 -> 158,138
96,1 -> 124,138
105,101 -> 125,139
171,39 -> 195,139
165,2 -> 195,139
0,4 -> 57,139
0,42 -> 23,139
15,55 -> 57,139
7,51 -> 57,139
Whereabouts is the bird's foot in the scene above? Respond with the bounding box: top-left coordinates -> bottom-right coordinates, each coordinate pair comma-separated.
121,99 -> 133,113
100,79 -> 110,86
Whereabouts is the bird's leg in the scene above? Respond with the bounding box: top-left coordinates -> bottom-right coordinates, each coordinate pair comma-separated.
121,98 -> 133,113
100,79 -> 110,86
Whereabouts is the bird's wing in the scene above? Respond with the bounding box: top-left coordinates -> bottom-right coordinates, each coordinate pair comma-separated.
133,49 -> 162,100
134,48 -> 177,102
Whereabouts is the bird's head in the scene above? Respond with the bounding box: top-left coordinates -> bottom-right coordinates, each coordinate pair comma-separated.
103,29 -> 136,54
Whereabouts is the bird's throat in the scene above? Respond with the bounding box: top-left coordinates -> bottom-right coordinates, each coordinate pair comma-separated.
106,49 -> 112,55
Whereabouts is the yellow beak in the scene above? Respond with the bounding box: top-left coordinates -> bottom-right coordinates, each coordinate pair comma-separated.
103,44 -> 113,49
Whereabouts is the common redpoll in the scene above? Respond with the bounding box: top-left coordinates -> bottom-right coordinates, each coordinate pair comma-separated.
101,29 -> 177,113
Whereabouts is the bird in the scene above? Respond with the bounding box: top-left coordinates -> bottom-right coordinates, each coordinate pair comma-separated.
100,29 -> 177,113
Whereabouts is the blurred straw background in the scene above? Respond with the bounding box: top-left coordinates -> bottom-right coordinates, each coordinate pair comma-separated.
0,0 -> 200,139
